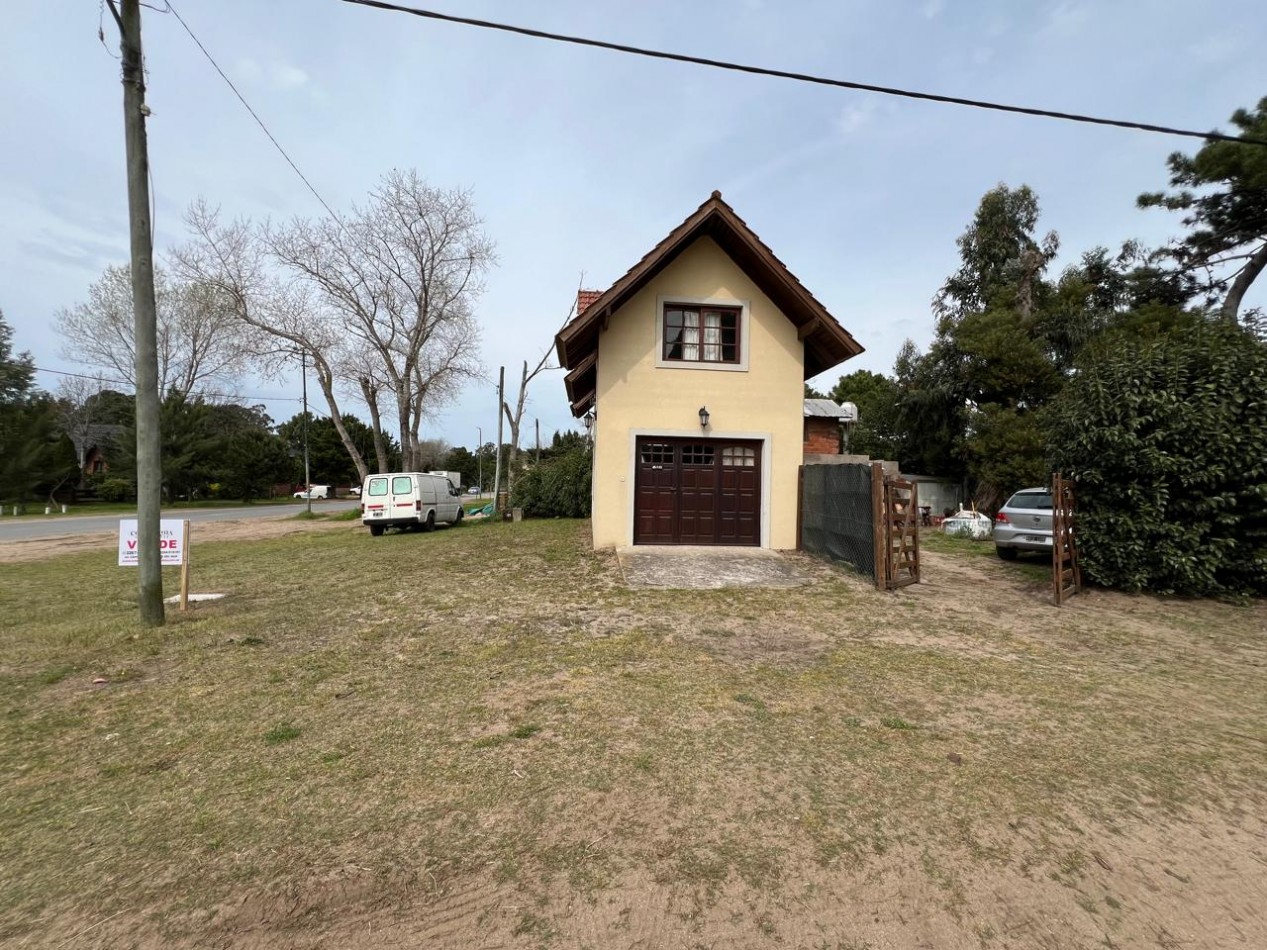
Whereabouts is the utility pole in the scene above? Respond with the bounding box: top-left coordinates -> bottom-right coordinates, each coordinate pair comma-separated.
109,0 -> 163,626
301,350 -> 311,516
535,418 -> 540,464
476,426 -> 483,495
492,366 -> 504,512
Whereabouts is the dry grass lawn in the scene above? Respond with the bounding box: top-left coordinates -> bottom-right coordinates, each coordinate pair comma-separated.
1,517 -> 1264,949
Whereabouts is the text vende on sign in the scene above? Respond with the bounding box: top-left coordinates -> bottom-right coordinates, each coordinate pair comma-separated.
118,519 -> 186,566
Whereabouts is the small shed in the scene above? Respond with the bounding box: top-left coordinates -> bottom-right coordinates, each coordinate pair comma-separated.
802,399 -> 858,456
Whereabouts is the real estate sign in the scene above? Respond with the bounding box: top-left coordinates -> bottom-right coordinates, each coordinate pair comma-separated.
118,519 -> 187,566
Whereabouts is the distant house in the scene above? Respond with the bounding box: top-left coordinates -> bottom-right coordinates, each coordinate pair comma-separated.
555,191 -> 863,549
71,424 -> 124,478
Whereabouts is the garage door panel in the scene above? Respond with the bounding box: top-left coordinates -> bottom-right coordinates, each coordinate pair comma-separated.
718,465 -> 759,545
634,437 -> 760,546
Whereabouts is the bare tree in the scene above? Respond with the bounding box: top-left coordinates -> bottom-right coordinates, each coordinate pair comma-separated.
266,169 -> 490,469
500,292 -> 578,499
176,202 -> 373,483
55,373 -> 108,471
55,263 -> 248,398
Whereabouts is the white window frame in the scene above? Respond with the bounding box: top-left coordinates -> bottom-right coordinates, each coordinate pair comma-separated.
655,294 -> 751,373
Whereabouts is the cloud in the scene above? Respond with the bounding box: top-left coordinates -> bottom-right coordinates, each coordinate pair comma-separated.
835,100 -> 879,136
971,46 -> 994,66
921,0 -> 944,19
234,57 -> 309,91
1041,2 -> 1091,38
270,63 -> 310,89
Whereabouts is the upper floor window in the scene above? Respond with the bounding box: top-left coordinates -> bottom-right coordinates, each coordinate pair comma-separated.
663,305 -> 740,364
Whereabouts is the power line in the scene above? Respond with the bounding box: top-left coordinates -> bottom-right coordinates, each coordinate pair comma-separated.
339,0 -> 1267,149
165,1 -> 341,219
33,365 -> 305,404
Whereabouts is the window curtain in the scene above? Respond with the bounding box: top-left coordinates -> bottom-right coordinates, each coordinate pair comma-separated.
702,311 -> 721,362
682,311 -> 699,361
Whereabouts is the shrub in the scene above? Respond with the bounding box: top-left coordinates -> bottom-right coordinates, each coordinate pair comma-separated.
97,478 -> 134,503
512,447 -> 592,518
1048,320 -> 1267,595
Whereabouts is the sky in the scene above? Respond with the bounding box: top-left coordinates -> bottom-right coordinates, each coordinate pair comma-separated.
2,0 -> 1265,452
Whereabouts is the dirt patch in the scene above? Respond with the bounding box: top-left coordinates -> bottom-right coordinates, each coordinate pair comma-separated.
57,809 -> 1267,949
617,545 -> 820,589
0,515 -> 358,564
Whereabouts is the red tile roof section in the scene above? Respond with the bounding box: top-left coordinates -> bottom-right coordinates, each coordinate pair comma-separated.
576,289 -> 604,317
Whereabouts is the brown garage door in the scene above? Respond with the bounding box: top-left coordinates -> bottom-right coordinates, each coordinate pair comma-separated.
634,437 -> 761,546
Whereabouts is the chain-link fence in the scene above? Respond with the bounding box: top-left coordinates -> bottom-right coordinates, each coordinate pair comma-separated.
801,463 -> 875,579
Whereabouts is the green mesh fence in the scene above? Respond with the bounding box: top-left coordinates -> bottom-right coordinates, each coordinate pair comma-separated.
801,463 -> 876,580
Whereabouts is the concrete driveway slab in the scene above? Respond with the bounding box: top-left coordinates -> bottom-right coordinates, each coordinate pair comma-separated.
616,545 -> 815,589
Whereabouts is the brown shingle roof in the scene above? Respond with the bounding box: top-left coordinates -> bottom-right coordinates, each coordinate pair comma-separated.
557,191 -> 863,416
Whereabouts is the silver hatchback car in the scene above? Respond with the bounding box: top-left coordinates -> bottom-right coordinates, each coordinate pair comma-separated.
993,488 -> 1053,560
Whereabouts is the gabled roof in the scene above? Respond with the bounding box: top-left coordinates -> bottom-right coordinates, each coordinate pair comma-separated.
556,191 -> 863,416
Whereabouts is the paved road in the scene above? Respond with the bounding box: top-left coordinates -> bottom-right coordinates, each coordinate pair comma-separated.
0,501 -> 360,543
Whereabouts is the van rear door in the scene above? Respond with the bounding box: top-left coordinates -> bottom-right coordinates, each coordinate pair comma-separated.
390,474 -> 420,524
364,476 -> 390,523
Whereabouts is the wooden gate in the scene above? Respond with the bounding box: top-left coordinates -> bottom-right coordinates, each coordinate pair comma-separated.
1052,472 -> 1082,606
871,463 -> 920,590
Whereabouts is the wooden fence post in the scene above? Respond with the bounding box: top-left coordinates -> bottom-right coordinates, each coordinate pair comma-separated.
179,519 -> 191,612
796,465 -> 804,551
871,461 -> 885,591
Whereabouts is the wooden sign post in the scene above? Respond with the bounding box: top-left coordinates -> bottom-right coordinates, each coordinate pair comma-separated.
179,520 -> 191,611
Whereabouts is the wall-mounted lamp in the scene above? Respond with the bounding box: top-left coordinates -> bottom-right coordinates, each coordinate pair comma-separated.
583,409 -> 595,435
698,406 -> 710,429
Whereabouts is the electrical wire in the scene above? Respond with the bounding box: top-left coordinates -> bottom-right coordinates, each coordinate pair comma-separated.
165,1 -> 341,219
339,0 -> 1267,149
33,365 -> 305,404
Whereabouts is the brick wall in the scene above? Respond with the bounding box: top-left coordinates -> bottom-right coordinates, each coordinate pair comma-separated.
802,417 -> 840,455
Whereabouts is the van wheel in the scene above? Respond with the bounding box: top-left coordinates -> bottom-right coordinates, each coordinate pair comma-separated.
369,524 -> 384,537
455,507 -> 464,525
995,545 -> 1018,560
424,511 -> 436,532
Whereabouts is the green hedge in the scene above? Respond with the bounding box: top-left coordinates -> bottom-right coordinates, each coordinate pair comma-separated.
512,448 -> 592,518
1049,320 -> 1267,595
97,478 -> 135,503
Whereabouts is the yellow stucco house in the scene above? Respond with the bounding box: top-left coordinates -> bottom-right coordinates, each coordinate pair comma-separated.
556,192 -> 863,550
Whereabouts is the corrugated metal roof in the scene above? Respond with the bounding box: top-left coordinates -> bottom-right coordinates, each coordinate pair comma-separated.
804,398 -> 857,421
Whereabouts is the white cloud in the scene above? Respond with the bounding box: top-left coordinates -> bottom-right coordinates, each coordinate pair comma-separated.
234,57 -> 309,91
234,57 -> 263,83
1041,2 -> 1091,38
270,63 -> 310,90
835,101 -> 878,136
921,0 -> 944,19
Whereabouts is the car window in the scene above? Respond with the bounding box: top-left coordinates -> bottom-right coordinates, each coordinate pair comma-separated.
392,476 -> 413,494
367,478 -> 388,497
1007,492 -> 1052,509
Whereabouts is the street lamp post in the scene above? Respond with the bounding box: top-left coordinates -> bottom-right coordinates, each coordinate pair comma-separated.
477,426 -> 483,496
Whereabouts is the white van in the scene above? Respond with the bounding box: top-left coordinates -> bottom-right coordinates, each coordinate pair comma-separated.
361,472 -> 464,536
